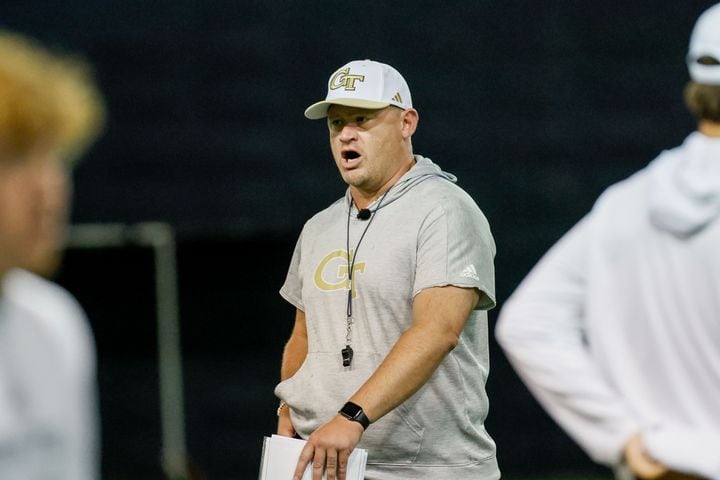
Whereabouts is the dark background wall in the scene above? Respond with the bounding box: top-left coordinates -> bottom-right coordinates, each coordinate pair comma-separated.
1,1 -> 716,478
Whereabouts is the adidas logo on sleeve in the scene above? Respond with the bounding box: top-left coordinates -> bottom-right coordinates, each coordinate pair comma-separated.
460,264 -> 480,281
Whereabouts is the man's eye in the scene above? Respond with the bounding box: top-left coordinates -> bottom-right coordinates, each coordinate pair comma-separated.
355,116 -> 366,123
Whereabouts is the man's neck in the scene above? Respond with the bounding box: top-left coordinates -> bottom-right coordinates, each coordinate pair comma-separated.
351,156 -> 415,210
352,182 -> 396,211
698,120 -> 720,137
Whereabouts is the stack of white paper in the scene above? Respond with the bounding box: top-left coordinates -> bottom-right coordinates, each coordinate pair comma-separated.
258,434 -> 367,480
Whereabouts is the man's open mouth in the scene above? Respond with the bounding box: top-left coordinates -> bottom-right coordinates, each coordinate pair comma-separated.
342,150 -> 360,160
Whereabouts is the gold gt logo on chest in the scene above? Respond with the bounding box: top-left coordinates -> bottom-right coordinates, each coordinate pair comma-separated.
314,249 -> 365,298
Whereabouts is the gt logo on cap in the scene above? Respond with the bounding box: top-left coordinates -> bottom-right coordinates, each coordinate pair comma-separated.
329,67 -> 365,91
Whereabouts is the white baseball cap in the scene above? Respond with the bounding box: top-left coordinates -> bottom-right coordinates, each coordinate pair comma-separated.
304,59 -> 413,120
687,3 -> 720,85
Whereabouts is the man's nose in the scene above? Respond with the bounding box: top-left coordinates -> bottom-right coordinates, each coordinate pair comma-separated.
339,124 -> 358,142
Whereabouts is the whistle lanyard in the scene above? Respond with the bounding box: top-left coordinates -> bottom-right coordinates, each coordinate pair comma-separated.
342,188 -> 391,367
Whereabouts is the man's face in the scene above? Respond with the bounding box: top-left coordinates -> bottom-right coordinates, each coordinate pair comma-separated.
0,147 -> 71,278
327,105 -> 411,195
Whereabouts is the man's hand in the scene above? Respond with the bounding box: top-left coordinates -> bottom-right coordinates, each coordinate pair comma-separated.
293,414 -> 364,480
624,433 -> 703,480
277,404 -> 296,438
625,433 -> 670,479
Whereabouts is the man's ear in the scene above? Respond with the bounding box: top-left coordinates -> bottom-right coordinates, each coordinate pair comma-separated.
401,108 -> 419,139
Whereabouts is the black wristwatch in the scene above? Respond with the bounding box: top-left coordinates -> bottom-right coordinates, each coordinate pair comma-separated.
338,401 -> 371,430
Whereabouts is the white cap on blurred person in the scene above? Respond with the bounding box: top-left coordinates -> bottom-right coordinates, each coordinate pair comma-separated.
304,59 -> 412,119
688,3 -> 720,85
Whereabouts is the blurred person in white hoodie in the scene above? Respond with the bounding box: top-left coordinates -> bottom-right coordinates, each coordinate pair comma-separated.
496,4 -> 720,480
0,31 -> 105,479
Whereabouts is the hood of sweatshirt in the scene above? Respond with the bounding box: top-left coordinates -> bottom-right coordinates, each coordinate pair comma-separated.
648,132 -> 720,236
345,155 -> 457,211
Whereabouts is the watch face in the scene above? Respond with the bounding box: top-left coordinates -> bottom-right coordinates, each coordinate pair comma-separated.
341,402 -> 362,419
339,402 -> 369,429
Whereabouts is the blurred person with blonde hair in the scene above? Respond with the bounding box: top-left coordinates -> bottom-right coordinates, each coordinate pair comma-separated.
0,30 -> 105,478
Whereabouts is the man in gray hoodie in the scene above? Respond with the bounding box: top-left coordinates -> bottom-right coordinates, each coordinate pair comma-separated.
496,4 -> 720,480
274,60 -> 499,480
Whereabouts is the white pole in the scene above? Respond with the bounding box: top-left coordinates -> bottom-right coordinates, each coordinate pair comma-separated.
66,222 -> 188,480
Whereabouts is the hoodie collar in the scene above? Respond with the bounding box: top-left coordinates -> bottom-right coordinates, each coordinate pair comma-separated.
345,155 -> 456,212
648,131 -> 720,236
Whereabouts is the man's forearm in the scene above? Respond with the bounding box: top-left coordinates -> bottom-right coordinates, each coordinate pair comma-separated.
281,309 -> 308,381
278,309 -> 308,436
349,286 -> 478,423
349,322 -> 456,422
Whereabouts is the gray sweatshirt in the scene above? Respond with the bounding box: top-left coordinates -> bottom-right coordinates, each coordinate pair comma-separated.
276,156 -> 500,480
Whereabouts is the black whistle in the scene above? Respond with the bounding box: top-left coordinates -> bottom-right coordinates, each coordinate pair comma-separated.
341,345 -> 354,367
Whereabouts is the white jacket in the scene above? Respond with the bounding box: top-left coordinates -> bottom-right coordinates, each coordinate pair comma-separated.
496,132 -> 720,479
0,269 -> 99,480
